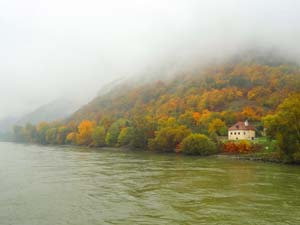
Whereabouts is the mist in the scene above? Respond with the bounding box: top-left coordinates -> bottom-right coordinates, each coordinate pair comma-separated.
1,0 -> 300,119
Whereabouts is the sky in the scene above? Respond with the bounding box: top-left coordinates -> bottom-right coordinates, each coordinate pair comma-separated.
0,0 -> 300,119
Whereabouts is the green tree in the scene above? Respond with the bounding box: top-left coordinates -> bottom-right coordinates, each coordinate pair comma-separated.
92,126 -> 106,147
130,115 -> 156,149
24,123 -> 37,143
105,123 -> 120,146
180,133 -> 217,155
208,118 -> 227,136
45,128 -> 57,144
35,122 -> 50,144
105,118 -> 131,146
56,126 -> 69,145
118,127 -> 134,146
148,125 -> 191,152
263,94 -> 300,162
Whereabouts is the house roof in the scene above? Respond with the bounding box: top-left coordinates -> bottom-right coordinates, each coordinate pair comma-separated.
228,121 -> 255,131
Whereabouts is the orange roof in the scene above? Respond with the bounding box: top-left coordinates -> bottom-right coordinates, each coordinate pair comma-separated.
228,121 -> 255,131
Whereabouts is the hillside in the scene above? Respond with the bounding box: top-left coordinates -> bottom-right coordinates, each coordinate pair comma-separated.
17,98 -> 82,126
70,61 -> 300,124
13,56 -> 300,161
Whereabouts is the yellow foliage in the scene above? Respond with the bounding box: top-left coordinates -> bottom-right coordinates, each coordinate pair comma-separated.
76,120 -> 96,146
66,132 -> 77,144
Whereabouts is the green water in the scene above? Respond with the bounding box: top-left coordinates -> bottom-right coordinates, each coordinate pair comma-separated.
0,142 -> 300,225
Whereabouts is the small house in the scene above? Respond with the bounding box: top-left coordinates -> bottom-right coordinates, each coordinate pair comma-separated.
228,120 -> 255,141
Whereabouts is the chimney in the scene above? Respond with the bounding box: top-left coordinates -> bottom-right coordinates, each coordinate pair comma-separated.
245,120 -> 249,127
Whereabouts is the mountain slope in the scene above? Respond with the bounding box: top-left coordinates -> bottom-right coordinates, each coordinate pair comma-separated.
17,98 -> 82,125
13,55 -> 300,154
70,61 -> 300,124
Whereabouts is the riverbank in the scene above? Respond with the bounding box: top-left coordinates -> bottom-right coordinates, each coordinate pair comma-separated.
3,138 -> 297,165
219,152 -> 282,164
77,143 -> 297,165
218,137 -> 297,164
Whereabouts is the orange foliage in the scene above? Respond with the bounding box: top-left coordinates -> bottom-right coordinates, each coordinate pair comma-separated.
223,141 -> 253,154
193,112 -> 200,124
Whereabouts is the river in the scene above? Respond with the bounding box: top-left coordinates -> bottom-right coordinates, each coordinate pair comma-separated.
0,142 -> 300,225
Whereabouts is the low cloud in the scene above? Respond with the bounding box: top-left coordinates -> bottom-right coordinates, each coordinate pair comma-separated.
0,0 -> 300,118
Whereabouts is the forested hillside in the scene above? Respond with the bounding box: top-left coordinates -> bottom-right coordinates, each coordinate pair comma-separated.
12,58 -> 300,161
72,61 -> 300,123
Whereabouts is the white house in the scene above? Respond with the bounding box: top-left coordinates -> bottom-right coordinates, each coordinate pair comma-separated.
228,120 -> 255,141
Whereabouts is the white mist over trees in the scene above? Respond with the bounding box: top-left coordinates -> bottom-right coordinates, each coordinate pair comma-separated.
0,0 -> 300,119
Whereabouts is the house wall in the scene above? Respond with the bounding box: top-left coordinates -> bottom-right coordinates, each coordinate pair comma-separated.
228,130 -> 255,140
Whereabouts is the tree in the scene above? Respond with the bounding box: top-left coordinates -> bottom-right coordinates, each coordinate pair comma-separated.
76,120 -> 96,146
130,115 -> 157,149
178,111 -> 197,131
36,122 -> 50,144
23,123 -> 37,143
180,134 -> 217,155
148,125 -> 191,152
56,126 -> 69,145
118,127 -> 134,146
92,126 -> 106,147
105,119 -> 126,146
66,132 -> 77,145
208,118 -> 227,136
240,106 -> 261,121
45,128 -> 57,144
263,94 -> 300,162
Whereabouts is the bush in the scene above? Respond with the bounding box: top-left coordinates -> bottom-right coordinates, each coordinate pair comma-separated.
223,140 -> 261,154
180,134 -> 217,155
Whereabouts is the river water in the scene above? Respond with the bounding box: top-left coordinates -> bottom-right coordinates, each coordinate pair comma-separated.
0,142 -> 300,225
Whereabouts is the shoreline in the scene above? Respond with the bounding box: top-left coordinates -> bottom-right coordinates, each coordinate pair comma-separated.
4,140 -> 298,165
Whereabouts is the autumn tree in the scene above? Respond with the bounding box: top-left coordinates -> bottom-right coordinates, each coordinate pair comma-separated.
148,125 -> 191,152
178,111 -> 196,130
208,119 -> 227,136
66,132 -> 77,144
76,120 -> 96,146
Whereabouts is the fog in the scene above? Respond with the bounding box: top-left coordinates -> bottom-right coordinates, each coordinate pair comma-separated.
0,0 -> 300,119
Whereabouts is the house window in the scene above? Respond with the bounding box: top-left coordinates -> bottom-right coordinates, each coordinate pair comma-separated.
238,132 -> 240,135
230,132 -> 233,135
244,132 -> 246,135
234,132 -> 236,135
